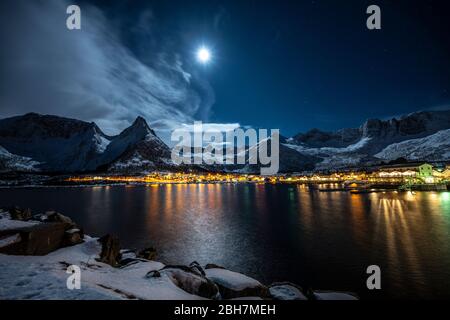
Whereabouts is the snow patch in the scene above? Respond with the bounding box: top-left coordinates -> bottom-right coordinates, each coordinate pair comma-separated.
0,146 -> 41,172
0,211 -> 39,231
205,268 -> 262,292
0,234 -> 21,248
95,135 -> 111,153
110,152 -> 155,170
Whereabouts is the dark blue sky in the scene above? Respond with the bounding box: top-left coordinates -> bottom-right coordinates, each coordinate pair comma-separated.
3,0 -> 450,137
93,0 -> 450,136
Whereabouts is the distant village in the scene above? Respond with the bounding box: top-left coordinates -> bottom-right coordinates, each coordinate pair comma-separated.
65,162 -> 450,192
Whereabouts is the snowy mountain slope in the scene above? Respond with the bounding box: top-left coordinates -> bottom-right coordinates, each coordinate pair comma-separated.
0,113 -> 112,172
285,110 -> 450,170
104,117 -> 174,172
0,146 -> 40,172
292,110 -> 450,152
292,127 -> 361,148
374,129 -> 450,161
223,137 -> 320,174
1,110 -> 449,174
0,113 -> 172,173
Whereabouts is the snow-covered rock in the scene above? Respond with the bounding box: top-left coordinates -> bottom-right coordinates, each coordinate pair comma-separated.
269,282 -> 308,300
0,211 -> 39,232
0,233 -> 22,248
0,237 -> 204,300
0,212 -> 357,300
205,268 -> 269,299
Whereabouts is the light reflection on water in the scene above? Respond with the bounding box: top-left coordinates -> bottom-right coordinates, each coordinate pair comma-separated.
1,184 -> 450,299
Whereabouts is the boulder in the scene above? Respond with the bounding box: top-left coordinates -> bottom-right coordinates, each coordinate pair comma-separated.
159,265 -> 220,299
269,282 -> 308,300
63,228 -> 84,246
137,247 -> 157,261
42,211 -> 74,225
97,234 -> 121,267
0,208 -> 83,255
205,268 -> 269,299
0,222 -> 70,255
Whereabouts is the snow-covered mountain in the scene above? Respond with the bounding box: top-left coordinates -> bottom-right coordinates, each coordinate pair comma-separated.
0,113 -> 112,172
1,110 -> 449,174
104,117 -> 173,172
375,129 -> 450,161
284,110 -> 450,170
292,110 -> 450,152
223,137 -> 319,174
0,146 -> 40,173
0,113 -> 172,173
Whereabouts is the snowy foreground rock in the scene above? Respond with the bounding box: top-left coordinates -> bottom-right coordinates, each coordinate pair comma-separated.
0,209 -> 358,300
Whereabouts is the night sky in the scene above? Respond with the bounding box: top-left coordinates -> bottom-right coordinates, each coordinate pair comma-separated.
1,0 -> 450,138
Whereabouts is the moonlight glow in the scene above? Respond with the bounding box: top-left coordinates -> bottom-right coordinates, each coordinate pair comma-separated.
197,47 -> 211,64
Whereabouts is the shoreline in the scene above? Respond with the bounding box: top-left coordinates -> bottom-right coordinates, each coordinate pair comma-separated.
0,207 -> 358,300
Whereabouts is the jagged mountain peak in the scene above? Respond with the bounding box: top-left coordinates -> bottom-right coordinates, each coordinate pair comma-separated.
117,116 -> 157,139
132,115 -> 149,128
291,110 -> 450,148
0,113 -> 172,173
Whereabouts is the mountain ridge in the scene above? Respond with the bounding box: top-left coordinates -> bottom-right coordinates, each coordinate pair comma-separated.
283,110 -> 450,171
1,110 -> 449,174
0,113 -> 172,173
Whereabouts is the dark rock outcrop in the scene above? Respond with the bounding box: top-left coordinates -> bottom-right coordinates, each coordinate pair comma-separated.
137,247 -> 157,261
97,234 -> 122,267
0,222 -> 71,255
0,210 -> 84,255
63,228 -> 84,246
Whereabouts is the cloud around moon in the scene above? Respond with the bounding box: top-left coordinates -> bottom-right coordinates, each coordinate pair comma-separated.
0,0 -> 225,141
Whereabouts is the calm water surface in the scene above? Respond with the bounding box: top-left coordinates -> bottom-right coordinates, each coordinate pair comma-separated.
1,184 -> 450,299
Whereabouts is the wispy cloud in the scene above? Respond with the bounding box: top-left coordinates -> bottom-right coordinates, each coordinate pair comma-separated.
0,0 -> 214,137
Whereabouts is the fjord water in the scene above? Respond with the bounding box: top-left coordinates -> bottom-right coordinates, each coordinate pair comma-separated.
1,184 -> 450,299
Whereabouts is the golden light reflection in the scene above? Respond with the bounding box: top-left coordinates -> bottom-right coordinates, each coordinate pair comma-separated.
374,195 -> 428,295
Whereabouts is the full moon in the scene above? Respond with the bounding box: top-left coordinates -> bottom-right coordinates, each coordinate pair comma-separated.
197,47 -> 211,64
